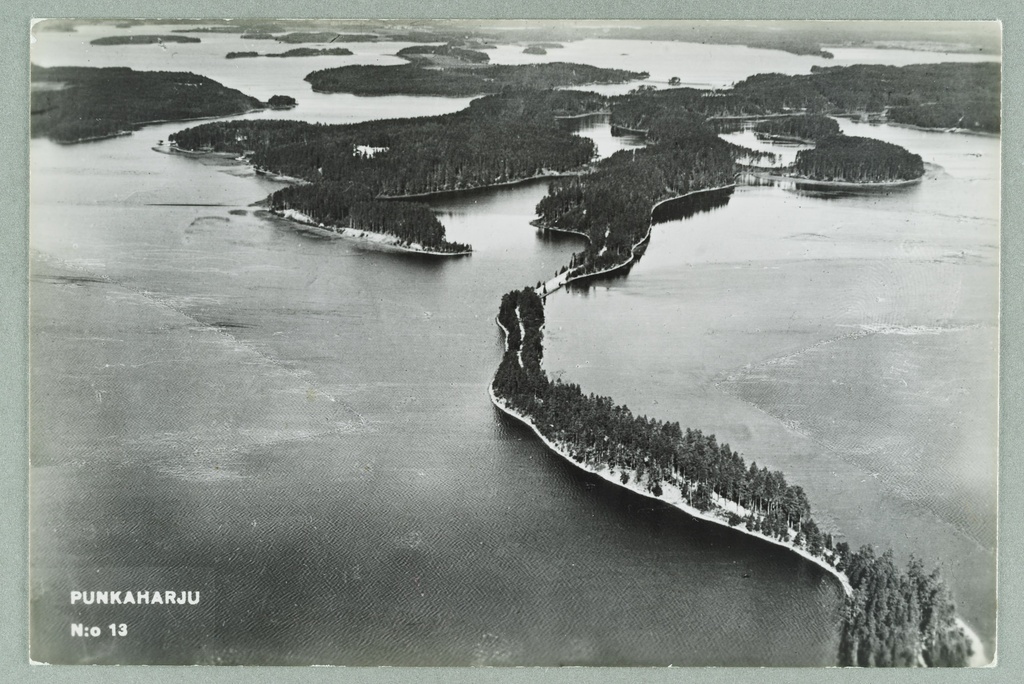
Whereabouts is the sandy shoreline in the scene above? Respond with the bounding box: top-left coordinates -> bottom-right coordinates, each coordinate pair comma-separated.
487,382 -> 853,598
496,179 -> 994,665
268,209 -> 471,257
745,170 -> 923,189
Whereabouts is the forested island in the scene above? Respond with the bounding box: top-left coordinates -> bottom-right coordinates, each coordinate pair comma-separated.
753,114 -> 841,143
273,31 -> 351,43
90,34 -> 201,46
305,62 -> 647,97
227,47 -> 354,59
30,65 -> 264,143
609,62 -> 1000,134
396,44 -> 491,64
789,136 -> 924,184
267,95 -> 297,109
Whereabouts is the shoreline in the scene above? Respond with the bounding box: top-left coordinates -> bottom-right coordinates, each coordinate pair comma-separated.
491,312 -> 992,665
533,183 -> 736,298
833,113 -> 1000,138
378,169 -> 589,201
957,618 -> 990,667
609,123 -> 648,136
267,208 -> 472,257
498,177 -> 992,666
487,383 -> 854,599
51,106 -> 268,146
553,109 -> 610,120
753,132 -> 817,145
744,170 -> 923,189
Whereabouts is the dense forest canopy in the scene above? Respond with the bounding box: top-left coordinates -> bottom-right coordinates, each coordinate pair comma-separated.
267,95 -> 297,108
89,34 -> 201,45
265,47 -> 354,58
169,91 -> 606,253
792,135 -> 924,182
753,114 -> 841,142
269,186 -> 470,253
170,91 -> 599,193
396,44 -> 491,64
151,45 -> 987,662
536,117 -> 745,275
840,549 -> 973,666
497,67 -> 972,665
493,281 -> 971,668
729,63 -> 1000,133
305,62 -> 647,97
31,65 -> 263,143
609,62 -> 1000,134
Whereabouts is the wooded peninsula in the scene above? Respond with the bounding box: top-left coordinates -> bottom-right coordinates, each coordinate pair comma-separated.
30,65 -> 264,143
158,56 -> 991,664
169,91 -> 606,253
491,286 -> 974,667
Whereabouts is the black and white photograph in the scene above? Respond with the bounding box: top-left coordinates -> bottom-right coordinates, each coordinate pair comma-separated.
27,18 -> 1000,668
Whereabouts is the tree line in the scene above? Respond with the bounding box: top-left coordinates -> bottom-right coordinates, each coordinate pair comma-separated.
792,135 -> 924,182
396,43 -> 490,64
494,83 -> 970,665
839,548 -> 973,666
754,114 -> 840,142
492,286 -> 972,667
608,62 -> 999,134
494,289 -> 829,552
169,91 -> 599,194
168,91 -> 608,252
227,47 -> 354,59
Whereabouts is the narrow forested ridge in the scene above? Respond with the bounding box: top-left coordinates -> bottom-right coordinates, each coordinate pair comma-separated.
492,286 -> 974,668
30,66 -> 264,143
491,76 -> 977,666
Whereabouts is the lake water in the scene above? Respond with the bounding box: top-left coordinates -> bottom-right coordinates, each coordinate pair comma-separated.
29,23 -> 998,665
